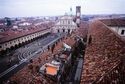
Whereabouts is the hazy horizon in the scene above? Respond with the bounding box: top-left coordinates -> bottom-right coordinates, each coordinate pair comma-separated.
0,0 -> 125,18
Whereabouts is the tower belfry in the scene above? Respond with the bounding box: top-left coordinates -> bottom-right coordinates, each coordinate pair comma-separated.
76,6 -> 81,27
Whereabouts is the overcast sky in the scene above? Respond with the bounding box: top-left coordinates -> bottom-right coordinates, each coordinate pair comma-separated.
0,0 -> 125,17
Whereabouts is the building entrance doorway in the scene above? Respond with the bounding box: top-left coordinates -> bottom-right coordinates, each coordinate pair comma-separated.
68,29 -> 70,34
63,29 -> 65,32
58,29 -> 60,33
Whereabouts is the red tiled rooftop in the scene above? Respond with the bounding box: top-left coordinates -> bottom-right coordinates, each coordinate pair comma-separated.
100,18 -> 125,27
0,27 -> 49,44
81,20 -> 125,83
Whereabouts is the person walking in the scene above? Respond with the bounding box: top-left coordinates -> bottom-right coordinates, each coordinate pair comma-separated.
51,44 -> 55,53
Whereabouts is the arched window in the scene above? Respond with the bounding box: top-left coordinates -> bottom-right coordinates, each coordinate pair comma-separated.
58,29 -> 60,33
68,29 -> 70,33
63,29 -> 65,32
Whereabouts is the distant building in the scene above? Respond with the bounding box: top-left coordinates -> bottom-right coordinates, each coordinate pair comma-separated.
0,27 -> 51,52
12,25 -> 18,29
18,22 -> 31,26
100,19 -> 125,36
76,6 -> 81,26
110,26 -> 125,36
52,15 -> 77,33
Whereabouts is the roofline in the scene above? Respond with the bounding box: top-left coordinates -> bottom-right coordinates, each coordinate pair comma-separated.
98,20 -> 125,43
0,28 -> 50,44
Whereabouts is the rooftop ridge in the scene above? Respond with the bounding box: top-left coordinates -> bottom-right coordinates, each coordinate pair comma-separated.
99,20 -> 125,43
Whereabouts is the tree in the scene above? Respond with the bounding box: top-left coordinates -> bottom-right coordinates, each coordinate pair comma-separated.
5,17 -> 12,26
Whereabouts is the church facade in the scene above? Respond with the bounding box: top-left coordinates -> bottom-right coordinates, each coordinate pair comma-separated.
52,15 -> 77,33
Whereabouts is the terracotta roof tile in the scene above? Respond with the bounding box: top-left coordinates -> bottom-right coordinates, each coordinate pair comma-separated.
81,20 -> 125,83
0,27 -> 49,44
100,18 -> 125,27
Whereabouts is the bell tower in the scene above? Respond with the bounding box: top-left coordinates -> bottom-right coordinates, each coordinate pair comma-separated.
76,6 -> 81,27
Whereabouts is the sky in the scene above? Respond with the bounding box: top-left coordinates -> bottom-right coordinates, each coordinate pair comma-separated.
0,0 -> 125,18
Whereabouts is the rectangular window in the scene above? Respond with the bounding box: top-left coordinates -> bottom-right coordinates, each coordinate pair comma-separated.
68,21 -> 70,24
121,30 -> 125,35
62,21 -> 64,24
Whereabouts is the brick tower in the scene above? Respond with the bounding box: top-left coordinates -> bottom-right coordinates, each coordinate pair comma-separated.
76,6 -> 81,27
